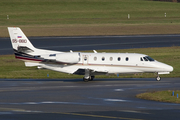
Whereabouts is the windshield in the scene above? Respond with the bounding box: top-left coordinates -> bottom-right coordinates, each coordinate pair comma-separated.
142,56 -> 155,62
146,56 -> 155,61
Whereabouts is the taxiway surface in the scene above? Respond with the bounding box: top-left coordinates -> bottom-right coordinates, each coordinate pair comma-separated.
0,78 -> 179,120
1,34 -> 180,55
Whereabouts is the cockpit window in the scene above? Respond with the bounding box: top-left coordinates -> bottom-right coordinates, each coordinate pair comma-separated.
143,57 -> 148,61
143,56 -> 155,62
146,56 -> 155,61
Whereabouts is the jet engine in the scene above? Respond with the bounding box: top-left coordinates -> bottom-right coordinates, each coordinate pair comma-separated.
55,52 -> 80,64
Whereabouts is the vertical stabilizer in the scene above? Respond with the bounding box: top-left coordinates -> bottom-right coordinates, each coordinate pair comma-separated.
8,27 -> 35,52
7,27 -> 63,64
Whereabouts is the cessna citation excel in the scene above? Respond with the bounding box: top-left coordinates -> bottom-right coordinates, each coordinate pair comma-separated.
8,27 -> 173,82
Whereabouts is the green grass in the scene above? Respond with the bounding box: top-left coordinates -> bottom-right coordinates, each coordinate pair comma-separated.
0,46 -> 179,79
0,0 -> 180,37
136,90 -> 180,103
0,0 -> 180,25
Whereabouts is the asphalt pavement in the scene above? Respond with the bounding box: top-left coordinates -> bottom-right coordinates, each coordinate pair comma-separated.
0,78 -> 179,120
1,34 -> 180,55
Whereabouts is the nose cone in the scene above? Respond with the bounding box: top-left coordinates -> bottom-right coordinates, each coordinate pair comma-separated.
155,61 -> 173,72
165,64 -> 173,72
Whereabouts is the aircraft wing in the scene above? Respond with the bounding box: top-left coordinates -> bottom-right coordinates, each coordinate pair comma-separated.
73,68 -> 108,75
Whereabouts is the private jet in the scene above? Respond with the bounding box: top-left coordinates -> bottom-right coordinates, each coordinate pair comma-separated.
8,27 -> 173,82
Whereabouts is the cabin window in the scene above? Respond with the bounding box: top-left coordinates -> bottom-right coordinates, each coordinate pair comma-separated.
126,57 -> 129,61
110,57 -> 113,61
118,57 -> 121,61
140,57 -> 143,61
78,53 -> 81,61
102,57 -> 105,61
84,56 -> 87,61
94,57 -> 97,61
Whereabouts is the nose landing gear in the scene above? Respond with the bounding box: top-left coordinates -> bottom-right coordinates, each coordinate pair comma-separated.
156,76 -> 161,81
154,72 -> 161,81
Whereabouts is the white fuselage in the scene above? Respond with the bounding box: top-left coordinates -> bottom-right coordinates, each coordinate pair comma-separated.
37,52 -> 173,75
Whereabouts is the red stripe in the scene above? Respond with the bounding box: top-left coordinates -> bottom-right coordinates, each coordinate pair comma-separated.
15,56 -> 43,62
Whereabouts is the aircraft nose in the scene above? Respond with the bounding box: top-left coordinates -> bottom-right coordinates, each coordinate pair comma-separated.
164,64 -> 173,72
156,61 -> 173,72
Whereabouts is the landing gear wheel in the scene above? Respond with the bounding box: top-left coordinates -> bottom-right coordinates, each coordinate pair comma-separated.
156,76 -> 161,81
83,77 -> 89,82
89,76 -> 95,81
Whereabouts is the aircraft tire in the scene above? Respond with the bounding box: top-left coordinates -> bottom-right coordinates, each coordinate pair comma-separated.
156,76 -> 161,81
83,77 -> 89,82
89,76 -> 95,81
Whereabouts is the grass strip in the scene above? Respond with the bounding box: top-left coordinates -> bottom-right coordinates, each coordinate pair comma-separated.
0,0 -> 180,37
1,0 -> 180,25
136,90 -> 180,104
1,24 -> 180,37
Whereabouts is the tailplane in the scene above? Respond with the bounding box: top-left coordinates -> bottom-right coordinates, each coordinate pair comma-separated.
7,27 -> 63,64
8,27 -> 35,53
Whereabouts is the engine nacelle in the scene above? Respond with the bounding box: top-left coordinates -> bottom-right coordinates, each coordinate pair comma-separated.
56,52 -> 80,64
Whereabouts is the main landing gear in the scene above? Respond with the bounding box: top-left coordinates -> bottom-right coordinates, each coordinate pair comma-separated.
83,76 -> 95,82
83,69 -> 95,82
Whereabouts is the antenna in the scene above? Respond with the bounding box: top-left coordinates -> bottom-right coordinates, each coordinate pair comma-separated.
93,50 -> 97,53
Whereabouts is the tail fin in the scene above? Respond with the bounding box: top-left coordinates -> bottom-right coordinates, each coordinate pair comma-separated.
8,27 -> 35,53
